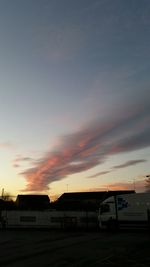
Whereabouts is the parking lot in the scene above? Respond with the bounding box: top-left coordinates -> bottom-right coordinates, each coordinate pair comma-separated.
0,229 -> 149,266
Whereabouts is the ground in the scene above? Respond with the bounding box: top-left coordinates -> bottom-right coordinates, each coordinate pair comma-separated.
0,229 -> 149,266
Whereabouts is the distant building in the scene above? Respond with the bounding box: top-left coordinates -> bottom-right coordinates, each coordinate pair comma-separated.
16,194 -> 50,210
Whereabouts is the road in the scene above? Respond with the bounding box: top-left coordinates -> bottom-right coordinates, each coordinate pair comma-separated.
0,229 -> 149,266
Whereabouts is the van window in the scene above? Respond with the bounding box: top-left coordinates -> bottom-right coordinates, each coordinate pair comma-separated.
20,216 -> 36,222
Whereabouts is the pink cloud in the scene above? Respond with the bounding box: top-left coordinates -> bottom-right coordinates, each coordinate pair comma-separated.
22,102 -> 150,192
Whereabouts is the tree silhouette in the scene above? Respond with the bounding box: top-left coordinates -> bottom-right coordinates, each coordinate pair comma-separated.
2,192 -> 13,201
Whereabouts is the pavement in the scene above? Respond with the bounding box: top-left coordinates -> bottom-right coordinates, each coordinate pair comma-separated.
0,229 -> 149,266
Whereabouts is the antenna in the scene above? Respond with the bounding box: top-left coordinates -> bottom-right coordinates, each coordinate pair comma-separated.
66,184 -> 69,192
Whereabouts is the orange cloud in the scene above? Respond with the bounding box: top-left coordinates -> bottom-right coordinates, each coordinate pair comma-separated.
106,180 -> 146,192
91,179 -> 147,192
0,142 -> 14,149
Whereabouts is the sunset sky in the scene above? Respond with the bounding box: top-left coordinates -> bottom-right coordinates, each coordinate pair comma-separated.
0,0 -> 150,199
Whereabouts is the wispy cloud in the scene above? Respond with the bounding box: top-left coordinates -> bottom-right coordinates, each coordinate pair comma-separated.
13,155 -> 33,168
13,164 -> 20,168
113,159 -> 147,169
88,159 -> 147,178
0,142 -> 14,149
89,171 -> 111,179
21,97 -> 150,192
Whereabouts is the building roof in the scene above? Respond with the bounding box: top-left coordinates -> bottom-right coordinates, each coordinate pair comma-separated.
55,190 -> 135,211
58,190 -> 134,201
16,194 -> 50,210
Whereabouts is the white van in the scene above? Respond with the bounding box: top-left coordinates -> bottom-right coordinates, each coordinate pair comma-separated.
98,193 -> 150,230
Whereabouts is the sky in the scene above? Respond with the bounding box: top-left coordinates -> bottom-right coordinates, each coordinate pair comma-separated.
0,0 -> 150,199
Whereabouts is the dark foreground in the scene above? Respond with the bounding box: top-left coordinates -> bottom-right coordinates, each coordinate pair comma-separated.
0,229 -> 149,267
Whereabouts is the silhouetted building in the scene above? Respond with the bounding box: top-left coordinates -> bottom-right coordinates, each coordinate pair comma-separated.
16,194 -> 50,210
55,190 -> 135,211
